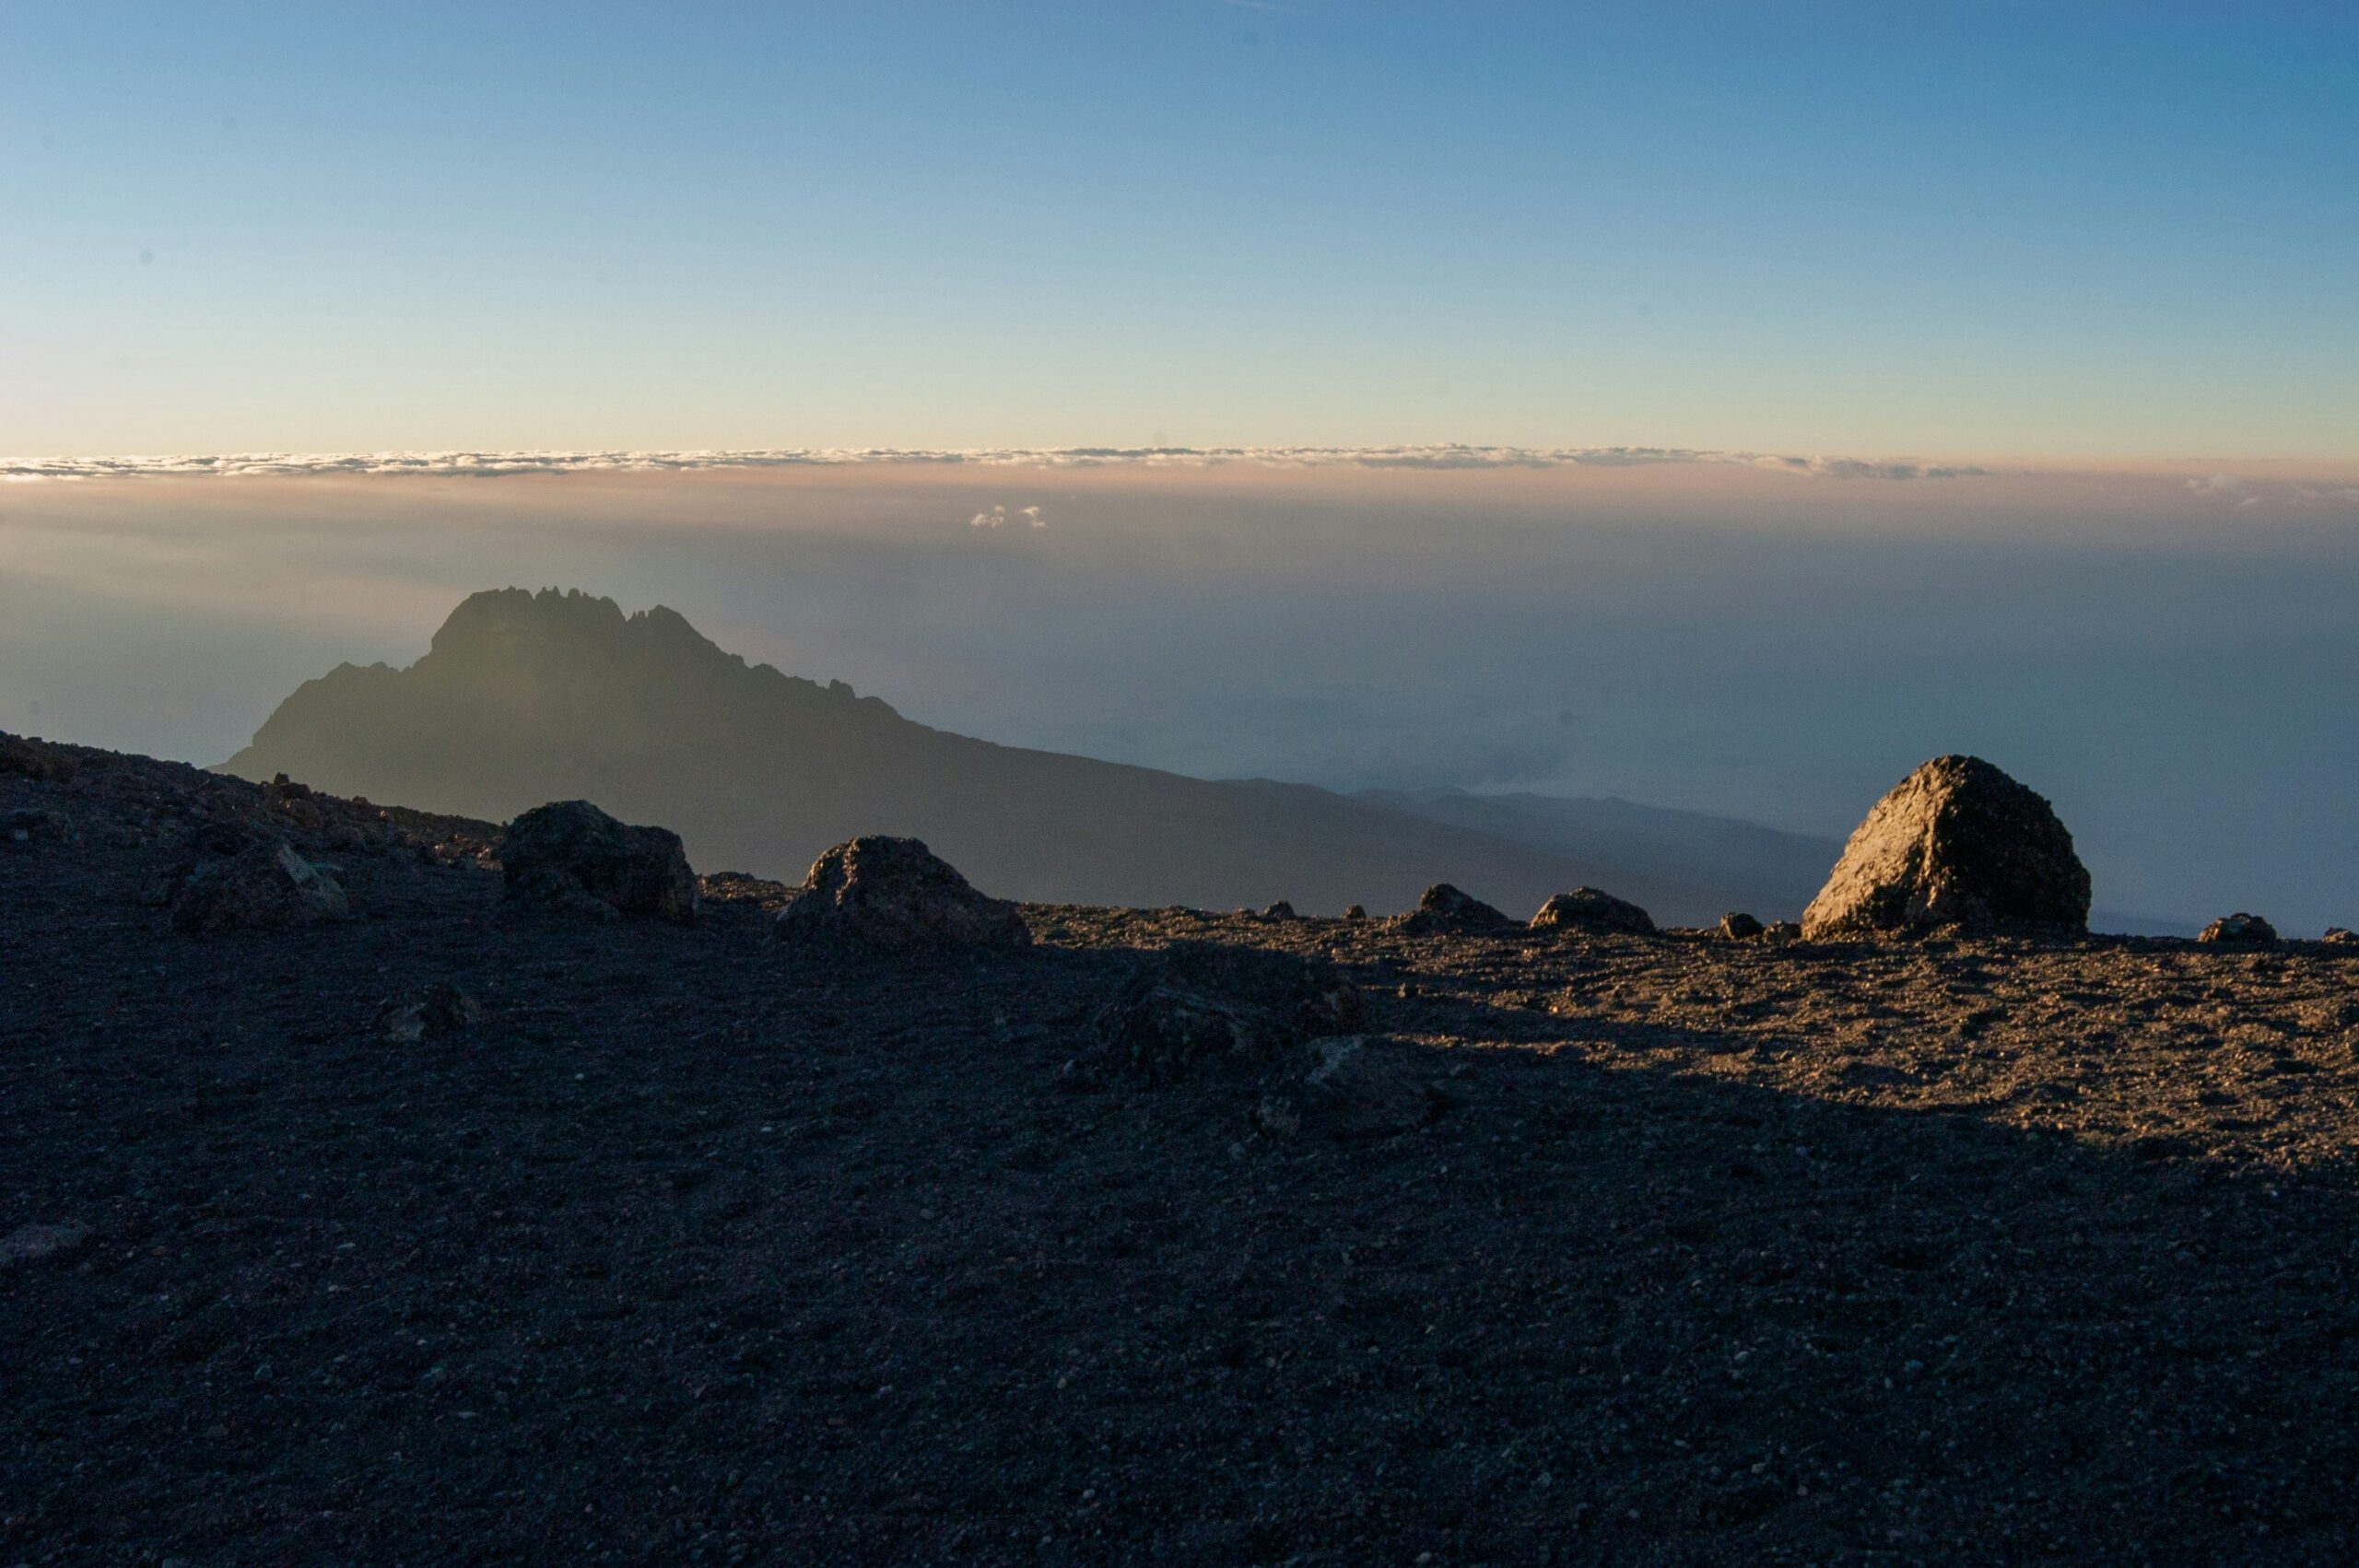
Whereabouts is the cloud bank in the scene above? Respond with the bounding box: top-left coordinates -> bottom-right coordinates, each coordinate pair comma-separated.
0,445 -> 1993,483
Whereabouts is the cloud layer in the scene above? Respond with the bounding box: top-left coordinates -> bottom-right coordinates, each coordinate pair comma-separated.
0,445 -> 1992,483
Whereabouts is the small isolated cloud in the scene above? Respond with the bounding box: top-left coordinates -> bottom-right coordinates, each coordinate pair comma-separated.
2186,474 -> 2248,497
969,503 -> 1046,530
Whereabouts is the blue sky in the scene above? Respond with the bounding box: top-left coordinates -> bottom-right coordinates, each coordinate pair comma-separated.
4,2 -> 2355,456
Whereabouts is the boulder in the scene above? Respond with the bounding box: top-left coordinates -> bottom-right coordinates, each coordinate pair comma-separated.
1719,911 -> 1766,941
499,801 -> 698,923
1531,887 -> 1657,936
1093,943 -> 1363,1083
2198,912 -> 2277,945
170,836 -> 352,933
1256,1036 -> 1439,1141
377,984 -> 484,1043
1343,904 -> 1368,922
2324,927 -> 2355,947
0,733 -> 76,782
775,836 -> 1029,953
1765,920 -> 1802,942
1802,756 -> 2090,939
1398,883 -> 1515,935
0,1221 -> 91,1270
1261,901 -> 1297,920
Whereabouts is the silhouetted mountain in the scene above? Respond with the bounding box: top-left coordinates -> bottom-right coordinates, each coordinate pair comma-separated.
224,588 -> 1783,920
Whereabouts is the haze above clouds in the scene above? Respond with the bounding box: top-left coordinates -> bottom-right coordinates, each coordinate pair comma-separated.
4,459 -> 2355,930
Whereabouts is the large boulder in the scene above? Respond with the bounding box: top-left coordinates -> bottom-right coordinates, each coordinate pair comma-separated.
499,801 -> 698,923
1531,887 -> 1656,936
2198,912 -> 2276,945
775,836 -> 1029,953
1397,883 -> 1515,935
1802,756 -> 2090,939
170,835 -> 353,933
1093,942 -> 1363,1084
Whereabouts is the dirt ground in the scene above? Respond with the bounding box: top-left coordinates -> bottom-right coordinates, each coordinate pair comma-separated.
6,734 -> 2359,1564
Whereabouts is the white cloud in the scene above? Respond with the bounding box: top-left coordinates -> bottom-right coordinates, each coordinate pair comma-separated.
0,445 -> 2001,483
2186,473 -> 2248,496
968,503 -> 1047,530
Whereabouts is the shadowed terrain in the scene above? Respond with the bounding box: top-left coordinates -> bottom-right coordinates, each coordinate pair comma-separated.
6,733 -> 2359,1563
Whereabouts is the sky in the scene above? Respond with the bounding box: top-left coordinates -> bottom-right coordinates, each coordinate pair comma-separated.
4,2 -> 2356,459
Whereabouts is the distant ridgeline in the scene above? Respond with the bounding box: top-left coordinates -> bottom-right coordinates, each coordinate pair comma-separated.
222,587 -> 1837,921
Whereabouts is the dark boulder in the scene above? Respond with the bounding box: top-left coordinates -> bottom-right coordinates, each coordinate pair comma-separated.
1256,1036 -> 1440,1141
1343,904 -> 1368,922
1398,883 -> 1515,935
1261,901 -> 1297,920
1719,911 -> 1766,940
499,801 -> 698,923
775,836 -> 1028,953
1093,943 -> 1363,1084
1531,887 -> 1657,936
377,984 -> 485,1043
170,835 -> 352,933
1802,756 -> 2090,939
2198,912 -> 2277,945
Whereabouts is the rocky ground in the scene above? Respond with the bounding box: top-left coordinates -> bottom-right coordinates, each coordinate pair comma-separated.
6,733 -> 2359,1564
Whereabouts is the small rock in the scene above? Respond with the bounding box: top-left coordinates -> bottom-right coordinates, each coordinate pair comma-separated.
170,835 -> 352,932
1094,943 -> 1363,1083
1398,883 -> 1515,935
1261,901 -> 1297,920
1719,911 -> 1766,940
1803,755 -> 2090,938
1342,904 -> 1367,922
776,836 -> 1029,953
2199,912 -> 2277,945
0,1221 -> 92,1270
377,983 -> 484,1043
499,801 -> 698,923
1257,1036 -> 1440,1141
1531,887 -> 1657,936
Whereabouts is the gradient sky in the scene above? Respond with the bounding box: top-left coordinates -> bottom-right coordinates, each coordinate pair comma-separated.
5,2 -> 2355,459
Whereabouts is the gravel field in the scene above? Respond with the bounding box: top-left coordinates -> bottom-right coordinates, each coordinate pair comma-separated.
6,735 -> 2359,1564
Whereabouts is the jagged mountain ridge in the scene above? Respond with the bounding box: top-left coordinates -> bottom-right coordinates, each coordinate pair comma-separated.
223,588 -> 1797,920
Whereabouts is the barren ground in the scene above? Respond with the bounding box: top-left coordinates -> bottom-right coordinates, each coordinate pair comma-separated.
5,736 -> 2359,1564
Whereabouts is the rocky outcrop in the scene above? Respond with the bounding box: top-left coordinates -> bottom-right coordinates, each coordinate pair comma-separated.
1398,883 -> 1515,935
2198,912 -> 2277,945
1091,943 -> 1363,1083
775,836 -> 1029,952
499,801 -> 698,923
170,831 -> 353,933
1802,756 -> 2090,939
1530,887 -> 1657,936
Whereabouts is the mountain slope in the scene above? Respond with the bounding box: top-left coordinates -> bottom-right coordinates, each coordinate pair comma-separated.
225,588 -> 1753,920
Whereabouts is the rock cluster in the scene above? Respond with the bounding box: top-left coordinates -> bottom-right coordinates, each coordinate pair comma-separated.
1802,756 -> 2090,939
499,801 -> 698,923
775,836 -> 1029,952
1398,883 -> 1515,935
1531,887 -> 1657,936
1092,942 -> 1363,1083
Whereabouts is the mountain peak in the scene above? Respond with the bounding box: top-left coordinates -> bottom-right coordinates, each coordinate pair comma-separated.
423,587 -> 725,672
